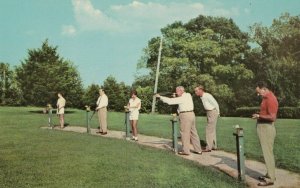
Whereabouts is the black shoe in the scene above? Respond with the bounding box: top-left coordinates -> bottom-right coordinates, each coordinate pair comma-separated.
100,132 -> 107,135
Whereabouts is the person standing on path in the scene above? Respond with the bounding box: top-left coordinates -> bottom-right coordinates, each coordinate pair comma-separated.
194,85 -> 220,152
252,81 -> 278,186
126,90 -> 141,141
56,92 -> 66,129
96,89 -> 108,135
155,86 -> 202,155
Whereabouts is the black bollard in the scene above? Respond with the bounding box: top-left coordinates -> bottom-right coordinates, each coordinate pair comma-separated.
233,125 -> 245,181
170,114 -> 178,153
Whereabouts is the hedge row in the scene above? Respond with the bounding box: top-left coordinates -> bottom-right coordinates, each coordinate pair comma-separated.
235,107 -> 300,119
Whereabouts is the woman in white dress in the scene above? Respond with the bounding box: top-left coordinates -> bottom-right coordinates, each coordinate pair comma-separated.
127,90 -> 141,141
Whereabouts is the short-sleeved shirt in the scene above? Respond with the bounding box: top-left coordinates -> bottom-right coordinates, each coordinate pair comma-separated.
128,97 -> 141,120
57,97 -> 66,114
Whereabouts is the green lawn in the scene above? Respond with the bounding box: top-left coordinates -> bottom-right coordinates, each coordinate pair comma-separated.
65,107 -> 300,173
0,107 -> 299,187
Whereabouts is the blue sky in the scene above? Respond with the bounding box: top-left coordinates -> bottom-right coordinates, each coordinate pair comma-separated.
1,0 -> 299,87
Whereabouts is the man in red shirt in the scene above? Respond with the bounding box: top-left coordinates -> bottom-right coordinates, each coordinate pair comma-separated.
252,81 -> 278,186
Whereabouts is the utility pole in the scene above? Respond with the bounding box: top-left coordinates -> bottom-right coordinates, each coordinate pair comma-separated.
151,36 -> 163,113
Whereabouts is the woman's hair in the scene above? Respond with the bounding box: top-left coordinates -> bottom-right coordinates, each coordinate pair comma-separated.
130,90 -> 138,96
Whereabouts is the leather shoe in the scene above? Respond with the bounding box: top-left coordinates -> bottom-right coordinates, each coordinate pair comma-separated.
178,151 -> 190,155
194,151 -> 202,155
257,181 -> 274,186
100,132 -> 107,135
258,176 -> 267,181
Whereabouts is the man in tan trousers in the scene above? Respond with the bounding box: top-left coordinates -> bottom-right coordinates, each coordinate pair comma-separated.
96,89 -> 108,135
155,86 -> 202,155
194,85 -> 220,152
252,81 -> 278,186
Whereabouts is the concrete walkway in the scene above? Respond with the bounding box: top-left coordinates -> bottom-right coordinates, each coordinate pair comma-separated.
45,126 -> 299,188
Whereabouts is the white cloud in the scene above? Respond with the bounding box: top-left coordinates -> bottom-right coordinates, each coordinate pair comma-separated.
71,0 -> 119,32
111,1 -> 205,32
61,25 -> 77,36
68,0 -> 241,34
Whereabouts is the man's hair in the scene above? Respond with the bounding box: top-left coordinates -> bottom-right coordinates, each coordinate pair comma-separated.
196,85 -> 205,91
256,81 -> 269,89
176,86 -> 185,92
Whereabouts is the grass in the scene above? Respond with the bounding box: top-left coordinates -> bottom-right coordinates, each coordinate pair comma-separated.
0,106 -> 299,187
81,109 -> 299,173
0,107 -> 245,188
67,108 -> 300,173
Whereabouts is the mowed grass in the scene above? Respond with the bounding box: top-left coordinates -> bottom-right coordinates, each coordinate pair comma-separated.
75,108 -> 300,173
0,107 -> 299,187
0,107 -> 244,188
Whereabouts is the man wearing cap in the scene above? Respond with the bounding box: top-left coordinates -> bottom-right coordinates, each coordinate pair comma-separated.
96,89 -> 108,135
194,85 -> 220,152
155,86 -> 202,155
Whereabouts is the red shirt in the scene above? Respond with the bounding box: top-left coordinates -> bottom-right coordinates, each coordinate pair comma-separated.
258,91 -> 278,123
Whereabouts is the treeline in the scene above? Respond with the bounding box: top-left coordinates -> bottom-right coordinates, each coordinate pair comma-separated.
0,13 -> 299,118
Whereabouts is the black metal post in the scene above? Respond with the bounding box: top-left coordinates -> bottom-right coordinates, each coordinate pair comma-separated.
233,126 -> 245,181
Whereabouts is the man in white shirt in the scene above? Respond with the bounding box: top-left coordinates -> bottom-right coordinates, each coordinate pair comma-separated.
155,86 -> 202,155
56,92 -> 66,129
96,89 -> 108,135
194,85 -> 220,152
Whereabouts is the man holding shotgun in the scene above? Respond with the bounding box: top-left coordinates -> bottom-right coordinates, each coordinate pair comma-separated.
155,86 -> 202,155
96,89 -> 108,135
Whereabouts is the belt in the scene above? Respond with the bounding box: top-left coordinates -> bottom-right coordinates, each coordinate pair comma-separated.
180,110 -> 193,113
206,108 -> 216,111
257,121 -> 274,124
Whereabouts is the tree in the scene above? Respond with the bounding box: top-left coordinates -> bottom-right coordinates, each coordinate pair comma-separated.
82,84 -> 101,110
137,15 -> 253,115
0,63 -> 23,105
249,13 -> 300,106
15,39 -> 84,107
102,76 -> 130,112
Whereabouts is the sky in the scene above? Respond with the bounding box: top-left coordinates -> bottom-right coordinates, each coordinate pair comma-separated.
1,0 -> 299,87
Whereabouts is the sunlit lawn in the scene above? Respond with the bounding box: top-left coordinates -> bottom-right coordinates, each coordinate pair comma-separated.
0,106 -> 299,187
